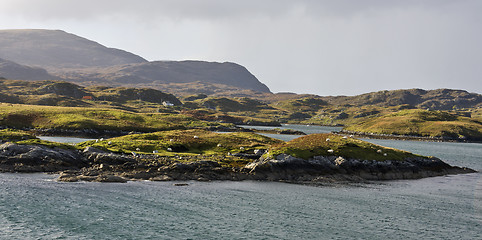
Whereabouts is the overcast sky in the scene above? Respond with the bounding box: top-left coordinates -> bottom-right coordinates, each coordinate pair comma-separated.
1,0 -> 481,96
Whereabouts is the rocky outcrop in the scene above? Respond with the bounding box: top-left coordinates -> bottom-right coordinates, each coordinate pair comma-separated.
243,154 -> 476,182
0,143 -> 475,183
0,142 -> 87,172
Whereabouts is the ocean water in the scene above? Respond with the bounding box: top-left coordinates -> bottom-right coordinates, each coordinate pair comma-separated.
1,126 -> 481,239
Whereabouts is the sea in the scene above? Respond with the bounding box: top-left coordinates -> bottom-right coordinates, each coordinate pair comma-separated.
1,125 -> 481,239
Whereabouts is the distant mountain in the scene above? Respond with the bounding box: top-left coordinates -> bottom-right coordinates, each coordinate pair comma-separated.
321,88 -> 482,110
59,60 -> 271,93
0,29 -> 147,69
0,29 -> 271,94
0,58 -> 57,80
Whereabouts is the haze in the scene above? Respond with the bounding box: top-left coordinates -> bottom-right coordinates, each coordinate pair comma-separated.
1,0 -> 481,96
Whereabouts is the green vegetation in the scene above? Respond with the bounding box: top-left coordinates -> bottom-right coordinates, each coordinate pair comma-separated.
0,80 -> 181,109
268,133 -> 424,161
0,79 -> 480,141
0,128 -> 36,141
0,104 -> 222,132
15,138 -> 78,150
0,128 -> 76,150
274,97 -> 327,113
344,109 -> 482,140
78,129 -> 283,155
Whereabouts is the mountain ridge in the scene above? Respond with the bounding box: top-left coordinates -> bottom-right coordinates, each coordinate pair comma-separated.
0,29 -> 271,93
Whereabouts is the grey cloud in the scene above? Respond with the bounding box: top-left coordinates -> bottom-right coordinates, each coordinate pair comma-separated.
1,0 -> 470,21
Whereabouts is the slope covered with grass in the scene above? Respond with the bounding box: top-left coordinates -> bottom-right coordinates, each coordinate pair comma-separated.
268,133 -> 424,161
0,104 -> 220,132
78,129 -> 283,155
343,109 -> 482,140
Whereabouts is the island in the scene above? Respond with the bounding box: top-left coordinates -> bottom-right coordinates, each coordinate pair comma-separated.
0,128 -> 475,183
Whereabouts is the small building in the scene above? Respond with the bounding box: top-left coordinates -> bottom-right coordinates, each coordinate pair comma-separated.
162,101 -> 174,107
82,96 -> 93,100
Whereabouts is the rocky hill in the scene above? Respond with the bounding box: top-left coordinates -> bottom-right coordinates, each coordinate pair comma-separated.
321,88 -> 482,110
0,29 -> 147,69
0,58 -> 57,80
0,79 -> 181,107
58,60 -> 271,93
343,109 -> 482,141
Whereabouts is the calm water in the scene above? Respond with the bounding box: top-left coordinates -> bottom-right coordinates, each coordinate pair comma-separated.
38,136 -> 96,144
239,124 -> 343,141
1,126 -> 481,239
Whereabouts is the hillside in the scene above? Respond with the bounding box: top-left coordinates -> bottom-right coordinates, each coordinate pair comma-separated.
343,109 -> 482,141
0,80 -> 182,109
57,60 -> 271,93
321,88 -> 482,110
0,104 -> 222,134
0,29 -> 147,69
0,58 -> 57,80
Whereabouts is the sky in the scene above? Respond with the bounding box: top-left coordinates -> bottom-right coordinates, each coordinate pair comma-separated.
0,0 -> 481,96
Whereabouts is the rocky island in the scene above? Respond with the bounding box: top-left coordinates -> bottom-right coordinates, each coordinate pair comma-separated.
0,129 -> 475,184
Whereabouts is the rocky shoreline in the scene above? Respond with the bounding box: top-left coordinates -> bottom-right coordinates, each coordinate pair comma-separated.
0,142 -> 475,184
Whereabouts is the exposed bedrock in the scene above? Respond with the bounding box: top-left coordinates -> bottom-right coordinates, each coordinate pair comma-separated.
0,143 -> 476,183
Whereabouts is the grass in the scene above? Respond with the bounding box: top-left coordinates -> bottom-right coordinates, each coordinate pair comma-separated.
77,129 -> 283,155
0,128 -> 77,150
0,103 -> 222,132
15,138 -> 78,150
344,109 -> 482,140
268,133 -> 424,161
0,128 -> 37,141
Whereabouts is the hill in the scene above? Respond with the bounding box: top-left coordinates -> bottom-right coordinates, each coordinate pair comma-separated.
0,79 -> 182,109
343,109 -> 482,141
321,88 -> 482,110
0,29 -> 147,69
57,60 -> 271,93
0,58 -> 57,80
0,104 -> 221,134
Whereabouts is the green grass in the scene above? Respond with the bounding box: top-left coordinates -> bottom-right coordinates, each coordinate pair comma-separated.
15,138 -> 78,150
77,129 -> 283,155
0,128 -> 77,150
0,129 -> 37,141
344,109 -> 482,140
0,104 -> 220,131
268,133 -> 424,161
